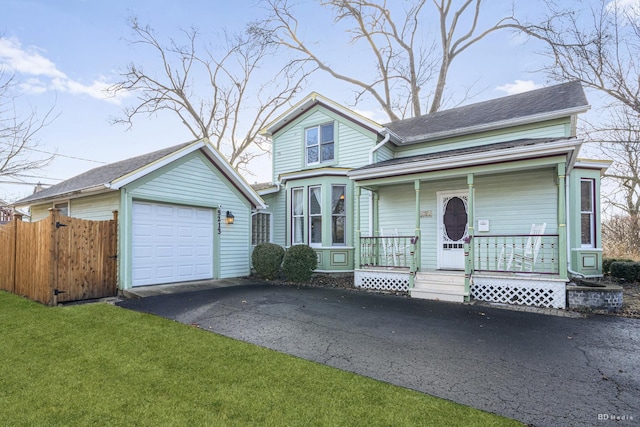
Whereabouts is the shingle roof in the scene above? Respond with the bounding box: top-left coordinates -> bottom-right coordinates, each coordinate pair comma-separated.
353,137 -> 567,172
15,141 -> 194,205
384,81 -> 588,144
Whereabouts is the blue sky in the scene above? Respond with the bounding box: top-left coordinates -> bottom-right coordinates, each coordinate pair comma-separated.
0,0 -> 623,202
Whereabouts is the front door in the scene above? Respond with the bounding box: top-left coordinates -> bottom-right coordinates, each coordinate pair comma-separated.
437,191 -> 469,269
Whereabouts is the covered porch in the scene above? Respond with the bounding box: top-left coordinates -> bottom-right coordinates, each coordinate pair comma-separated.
348,139 -> 579,309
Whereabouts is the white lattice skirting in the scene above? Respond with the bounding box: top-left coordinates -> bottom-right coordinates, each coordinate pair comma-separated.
355,270 -> 409,292
471,276 -> 567,309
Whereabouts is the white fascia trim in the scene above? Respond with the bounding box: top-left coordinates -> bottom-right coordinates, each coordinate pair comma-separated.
349,138 -> 582,180
261,92 -> 384,136
280,168 -> 350,183
398,106 -> 590,145
108,139 -> 266,210
13,186 -> 114,208
109,140 -> 205,189
574,158 -> 613,174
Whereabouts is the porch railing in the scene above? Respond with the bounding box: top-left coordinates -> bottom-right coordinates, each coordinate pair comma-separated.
360,235 -> 418,269
472,234 -> 560,275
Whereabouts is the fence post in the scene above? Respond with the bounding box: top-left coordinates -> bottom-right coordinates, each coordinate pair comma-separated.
14,214 -> 23,293
48,208 -> 60,306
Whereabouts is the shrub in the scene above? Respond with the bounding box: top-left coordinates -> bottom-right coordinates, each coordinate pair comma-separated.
282,245 -> 318,283
609,261 -> 640,283
252,243 -> 285,280
603,258 -> 635,275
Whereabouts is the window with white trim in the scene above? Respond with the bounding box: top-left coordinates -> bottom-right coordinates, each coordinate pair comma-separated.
309,186 -> 322,245
252,212 -> 271,245
54,202 -> 69,217
305,123 -> 334,165
292,188 -> 304,245
580,179 -> 595,247
331,185 -> 346,245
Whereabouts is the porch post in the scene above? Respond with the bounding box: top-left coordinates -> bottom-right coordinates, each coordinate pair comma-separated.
557,162 -> 568,280
372,191 -> 379,236
414,180 -> 421,270
355,185 -> 361,270
466,174 -> 475,301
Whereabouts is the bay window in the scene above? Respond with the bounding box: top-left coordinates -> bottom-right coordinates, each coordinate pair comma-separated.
309,186 -> 322,245
580,179 -> 595,247
292,188 -> 304,244
331,185 -> 346,245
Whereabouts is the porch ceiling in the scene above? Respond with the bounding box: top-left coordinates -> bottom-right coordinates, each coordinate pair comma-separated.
348,137 -> 581,187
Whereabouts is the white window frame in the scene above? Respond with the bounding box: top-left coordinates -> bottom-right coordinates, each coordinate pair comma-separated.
308,185 -> 322,247
251,212 -> 272,246
580,178 -> 595,248
331,185 -> 347,246
305,122 -> 334,166
291,188 -> 304,245
53,201 -> 69,217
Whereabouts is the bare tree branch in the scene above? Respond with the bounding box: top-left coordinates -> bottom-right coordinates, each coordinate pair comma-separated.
109,17 -> 311,173
258,0 -> 516,120
0,68 -> 56,182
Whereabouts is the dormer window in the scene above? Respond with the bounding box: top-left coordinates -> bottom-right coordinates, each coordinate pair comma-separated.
306,123 -> 334,166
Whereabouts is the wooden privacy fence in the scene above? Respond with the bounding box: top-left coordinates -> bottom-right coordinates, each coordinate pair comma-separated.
0,208 -> 118,305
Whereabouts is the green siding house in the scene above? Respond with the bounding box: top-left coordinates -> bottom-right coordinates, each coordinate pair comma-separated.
258,82 -> 610,309
15,139 -> 265,290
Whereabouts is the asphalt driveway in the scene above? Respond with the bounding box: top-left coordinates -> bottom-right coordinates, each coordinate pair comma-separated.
117,282 -> 639,426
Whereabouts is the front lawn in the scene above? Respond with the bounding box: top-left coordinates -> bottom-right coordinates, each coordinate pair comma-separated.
0,292 -> 520,426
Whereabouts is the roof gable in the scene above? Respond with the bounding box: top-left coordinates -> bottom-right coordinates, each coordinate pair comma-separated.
384,81 -> 589,144
14,139 -> 266,210
262,92 -> 383,137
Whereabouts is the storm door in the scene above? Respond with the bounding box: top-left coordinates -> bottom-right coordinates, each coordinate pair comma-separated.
437,191 -> 469,269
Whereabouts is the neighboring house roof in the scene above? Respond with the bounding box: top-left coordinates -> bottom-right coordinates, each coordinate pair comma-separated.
384,81 -> 589,145
348,137 -> 583,180
14,139 -> 266,210
261,92 -> 384,136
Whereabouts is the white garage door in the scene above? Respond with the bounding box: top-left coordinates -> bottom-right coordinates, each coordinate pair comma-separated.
132,201 -> 214,287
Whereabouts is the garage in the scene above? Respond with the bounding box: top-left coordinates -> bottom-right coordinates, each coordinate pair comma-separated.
131,201 -> 214,287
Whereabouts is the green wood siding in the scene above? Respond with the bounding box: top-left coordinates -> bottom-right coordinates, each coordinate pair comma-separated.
69,192 -> 120,220
123,151 -> 252,282
375,145 -> 394,162
376,169 -> 558,270
474,169 -> 558,235
261,191 -> 287,247
272,106 -> 377,178
29,204 -> 50,222
28,192 -> 119,222
395,120 -> 570,158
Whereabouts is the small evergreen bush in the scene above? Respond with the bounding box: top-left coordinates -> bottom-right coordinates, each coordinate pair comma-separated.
609,261 -> 640,283
282,245 -> 318,283
252,243 -> 285,280
603,257 -> 635,275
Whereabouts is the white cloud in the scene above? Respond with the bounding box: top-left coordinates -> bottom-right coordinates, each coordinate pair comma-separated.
496,80 -> 543,95
0,37 -> 125,104
0,37 -> 66,79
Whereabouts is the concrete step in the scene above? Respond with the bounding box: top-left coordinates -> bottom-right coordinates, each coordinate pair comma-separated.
410,287 -> 467,303
414,272 -> 465,287
412,271 -> 467,302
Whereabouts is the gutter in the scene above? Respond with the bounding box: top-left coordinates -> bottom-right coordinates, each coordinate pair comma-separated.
369,132 -> 391,164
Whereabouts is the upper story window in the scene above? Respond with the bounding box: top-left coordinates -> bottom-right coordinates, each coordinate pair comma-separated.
580,179 -> 595,248
305,123 -> 334,166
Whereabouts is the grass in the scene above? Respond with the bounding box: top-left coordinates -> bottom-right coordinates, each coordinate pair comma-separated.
0,292 -> 521,426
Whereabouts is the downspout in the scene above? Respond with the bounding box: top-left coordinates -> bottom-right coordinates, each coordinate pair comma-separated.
368,132 -> 391,236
